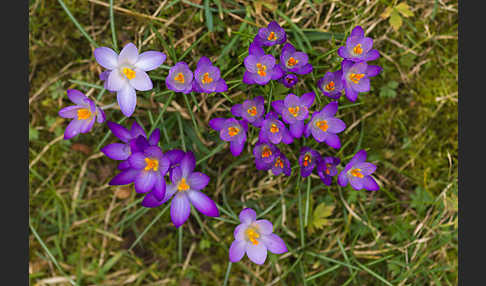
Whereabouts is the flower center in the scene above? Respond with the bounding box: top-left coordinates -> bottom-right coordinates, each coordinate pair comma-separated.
350,168 -> 364,178
144,158 -> 159,171
267,31 -> 277,41
270,123 -> 279,133
262,146 -> 272,158
245,228 -> 260,245
256,63 -> 267,77
77,108 -> 91,120
287,77 -> 294,84
325,81 -> 335,91
288,106 -> 300,117
349,73 -> 364,84
122,68 -> 136,80
174,72 -> 185,83
275,157 -> 284,168
325,163 -> 331,175
228,126 -> 239,137
177,178 -> 190,191
287,57 -> 298,67
303,154 -> 311,167
316,120 -> 329,132
247,106 -> 257,116
353,44 -> 363,55
201,72 -> 213,84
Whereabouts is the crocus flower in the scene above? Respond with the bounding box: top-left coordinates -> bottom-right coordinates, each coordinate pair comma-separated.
278,73 -> 298,88
243,42 -> 283,85
259,111 -> 293,145
253,142 -> 278,171
317,70 -> 344,99
166,62 -> 193,94
304,102 -> 346,149
317,156 -> 340,185
142,152 -> 219,227
58,89 -> 105,140
94,43 -> 165,117
229,208 -> 287,265
337,26 -> 380,63
338,150 -> 379,191
271,151 -> 291,176
231,96 -> 265,127
279,43 -> 313,75
109,143 -> 171,200
209,118 -> 248,156
254,21 -> 286,46
341,59 -> 381,102
192,56 -> 227,94
272,92 -> 314,139
299,147 -> 321,177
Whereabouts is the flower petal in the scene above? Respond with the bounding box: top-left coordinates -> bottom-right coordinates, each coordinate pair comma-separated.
246,243 -> 267,265
107,121 -> 131,143
101,143 -> 130,160
135,51 -> 166,71
239,208 -> 256,224
109,168 -> 139,185
152,173 -> 166,200
362,176 -> 380,191
141,192 -> 164,208
117,86 -> 137,117
134,170 -> 156,193
209,118 -> 226,131
107,70 -> 127,92
129,69 -> 153,91
67,89 -> 88,105
148,128 -> 160,145
118,42 -> 139,65
187,172 -> 210,190
58,106 -> 79,118
229,240 -> 247,263
255,219 -> 273,235
94,47 -> 119,69
187,190 -> 219,217
63,119 -> 83,139
230,140 -> 245,156
261,233 -> 287,254
181,151 -> 196,177
170,193 -> 191,227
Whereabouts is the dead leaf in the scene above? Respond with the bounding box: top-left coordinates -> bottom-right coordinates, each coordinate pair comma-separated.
115,187 -> 131,199
71,143 -> 92,155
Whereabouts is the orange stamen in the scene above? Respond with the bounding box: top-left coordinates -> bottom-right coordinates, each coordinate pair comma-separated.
287,57 -> 298,67
177,178 -> 190,191
228,127 -> 239,137
122,68 -> 136,80
316,120 -> 329,132
288,106 -> 300,117
349,73 -> 364,84
246,228 -> 260,245
144,158 -> 159,171
201,72 -> 213,84
247,106 -> 257,116
325,81 -> 335,91
275,158 -> 284,168
174,72 -> 185,83
256,63 -> 267,77
353,44 -> 363,55
262,146 -> 272,158
303,154 -> 311,167
77,108 -> 91,120
350,168 -> 364,178
267,31 -> 277,41
270,123 -> 279,133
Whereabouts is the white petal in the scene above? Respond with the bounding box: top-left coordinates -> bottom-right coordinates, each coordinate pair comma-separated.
135,51 -> 166,71
107,70 -> 127,91
94,47 -> 118,69
117,86 -> 137,117
129,69 -> 153,91
118,43 -> 139,65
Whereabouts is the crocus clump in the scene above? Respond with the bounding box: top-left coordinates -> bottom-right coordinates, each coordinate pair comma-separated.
94,42 -> 165,116
337,26 -> 380,63
299,147 -> 321,177
305,101 -> 346,149
209,118 -> 248,156
317,156 -> 340,185
252,142 -> 278,171
166,62 -> 194,94
231,96 -> 265,127
271,151 -> 291,177
192,56 -> 227,94
58,89 -> 105,140
229,208 -> 287,265
253,21 -> 286,47
338,150 -> 379,191
243,43 -> 283,85
259,111 -> 293,145
272,92 -> 314,139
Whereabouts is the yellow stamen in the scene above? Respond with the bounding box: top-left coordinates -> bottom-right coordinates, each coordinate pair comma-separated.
122,68 -> 136,80
316,120 -> 328,132
228,127 -> 239,137
262,146 -> 272,158
349,73 -> 364,84
303,154 -> 311,167
144,158 -> 159,171
288,106 -> 300,117
353,44 -> 363,55
247,106 -> 257,116
270,123 -> 279,133
267,31 -> 277,41
77,108 -> 91,120
325,81 -> 335,91
174,72 -> 185,83
178,178 -> 190,191
201,72 -> 213,84
246,228 -> 260,245
256,63 -> 267,77
287,57 -> 298,67
275,158 -> 284,168
350,168 -> 364,178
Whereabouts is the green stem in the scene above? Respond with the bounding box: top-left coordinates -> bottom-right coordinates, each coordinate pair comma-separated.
109,0 -> 118,51
304,177 -> 311,226
178,226 -> 183,263
57,0 -> 99,48
222,261 -> 232,286
297,178 -> 305,248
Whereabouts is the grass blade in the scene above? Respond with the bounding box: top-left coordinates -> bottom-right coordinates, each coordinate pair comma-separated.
56,0 -> 98,48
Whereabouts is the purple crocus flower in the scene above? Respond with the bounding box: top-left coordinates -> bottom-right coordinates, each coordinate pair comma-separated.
304,102 -> 346,149
317,70 -> 344,99
243,43 -> 283,85
254,21 -> 286,46
272,92 -> 314,139
141,151 -> 219,227
341,59 -> 381,102
317,156 -> 340,185
271,151 -> 291,176
209,118 -> 248,156
299,147 -> 321,177
338,150 -> 379,191
279,43 -> 313,75
259,111 -> 293,145
229,208 -> 287,265
192,56 -> 227,94
94,43 -> 165,117
253,142 -> 278,171
166,62 -> 193,94
337,26 -> 380,63
279,73 -> 298,88
231,96 -> 265,127
58,89 -> 105,140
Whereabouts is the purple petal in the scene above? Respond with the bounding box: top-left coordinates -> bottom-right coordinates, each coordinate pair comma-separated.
148,129 -> 160,145
294,63 -> 313,75
96,109 -> 106,123
344,85 -> 358,102
215,78 -> 228,92
271,64 -> 283,80
187,172 -> 210,190
338,171 -> 349,187
271,100 -> 285,114
130,121 -> 146,138
130,69 -> 153,91
141,192 -> 164,208
117,86 -> 137,117
229,240 -> 247,263
326,118 -> 346,134
337,46 -> 352,59
101,143 -> 130,160
181,151 -> 195,177
325,133 -> 341,149
128,152 -> 147,169
366,64 -> 382,77
230,140 -> 245,156
246,243 -> 267,265
134,170 -> 156,193
289,120 -> 305,138
187,190 -> 219,217
255,220 -> 273,235
353,78 -> 370,93
321,101 -> 338,117
363,50 -> 380,62
107,121 -> 131,143
209,118 -> 226,131
117,160 -> 130,170
231,104 -> 244,117
166,149 -> 185,164
300,92 -> 315,108
242,71 -> 256,84
94,47 -> 118,70
151,174 -> 166,200
67,89 -> 87,105
349,176 -> 364,190
135,51 -> 166,71
170,166 -> 182,184
261,233 -> 287,254
239,208 -> 256,224
351,150 -> 367,164
63,119 -> 83,139
118,42 -> 139,65
107,70 -> 127,92
59,106 -> 79,118
350,26 -> 364,38
354,162 -> 376,176
170,193 -> 191,227
362,176 -> 379,191
109,168 -> 139,185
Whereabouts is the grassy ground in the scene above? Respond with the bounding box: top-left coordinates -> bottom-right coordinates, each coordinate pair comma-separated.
29,0 -> 457,285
